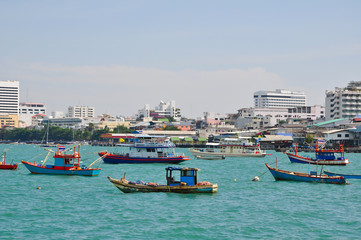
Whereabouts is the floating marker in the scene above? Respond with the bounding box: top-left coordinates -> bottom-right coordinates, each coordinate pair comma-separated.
252,176 -> 260,181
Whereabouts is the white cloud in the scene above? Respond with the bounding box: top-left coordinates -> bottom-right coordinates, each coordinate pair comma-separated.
17,63 -> 286,117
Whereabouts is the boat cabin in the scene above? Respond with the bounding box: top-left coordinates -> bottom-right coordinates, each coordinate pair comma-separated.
166,167 -> 199,186
53,146 -> 81,167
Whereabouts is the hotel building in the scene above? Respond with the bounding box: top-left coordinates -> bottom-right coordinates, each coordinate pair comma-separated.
326,81 -> 361,120
68,106 -> 95,118
19,102 -> 46,127
254,89 -> 306,109
0,80 -> 19,128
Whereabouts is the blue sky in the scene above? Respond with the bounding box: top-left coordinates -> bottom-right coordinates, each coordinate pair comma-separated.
1,1 -> 361,117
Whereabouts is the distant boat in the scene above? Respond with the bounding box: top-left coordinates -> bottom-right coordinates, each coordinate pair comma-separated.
0,151 -> 17,170
189,137 -> 267,158
284,143 -> 349,165
22,145 -> 104,176
265,163 -> 347,184
195,155 -> 226,160
324,171 -> 361,179
99,135 -> 190,164
108,167 -> 218,193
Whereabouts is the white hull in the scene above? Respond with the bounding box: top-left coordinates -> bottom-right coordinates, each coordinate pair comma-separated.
189,148 -> 266,158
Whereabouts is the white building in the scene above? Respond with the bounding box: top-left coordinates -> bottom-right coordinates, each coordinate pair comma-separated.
19,102 -> 46,127
137,100 -> 181,121
325,81 -> 361,120
68,106 -> 95,118
0,80 -> 19,115
254,89 -> 306,109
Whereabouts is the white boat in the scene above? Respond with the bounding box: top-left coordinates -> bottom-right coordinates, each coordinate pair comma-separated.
189,137 -> 267,158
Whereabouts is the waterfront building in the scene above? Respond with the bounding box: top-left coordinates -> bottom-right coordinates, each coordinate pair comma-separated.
137,100 -> 181,121
0,115 -> 18,128
42,118 -> 82,128
0,80 -> 19,115
254,89 -> 306,109
19,102 -> 46,127
68,106 -> 95,118
325,81 -> 361,120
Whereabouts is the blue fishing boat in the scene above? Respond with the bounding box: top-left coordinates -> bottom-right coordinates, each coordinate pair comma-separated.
107,167 -> 218,193
265,163 -> 347,184
99,136 -> 190,164
324,171 -> 361,179
285,143 -> 349,165
22,145 -> 104,176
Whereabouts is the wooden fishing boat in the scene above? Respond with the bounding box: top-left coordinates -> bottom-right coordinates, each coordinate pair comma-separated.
108,167 -> 218,193
22,145 -> 105,176
0,151 -> 17,170
265,163 -> 347,184
195,155 -> 225,160
324,171 -> 361,179
285,143 -> 349,165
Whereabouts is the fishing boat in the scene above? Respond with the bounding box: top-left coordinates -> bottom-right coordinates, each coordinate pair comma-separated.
195,155 -> 226,160
324,171 -> 361,179
99,135 -> 190,164
107,167 -> 218,193
265,163 -> 347,184
284,143 -> 349,165
21,145 -> 105,176
0,151 -> 17,170
189,137 -> 267,158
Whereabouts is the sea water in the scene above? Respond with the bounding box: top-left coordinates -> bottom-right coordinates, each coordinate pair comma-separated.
1,144 -> 361,239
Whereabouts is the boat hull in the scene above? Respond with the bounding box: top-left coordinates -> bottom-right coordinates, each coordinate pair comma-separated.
21,161 -> 101,176
286,153 -> 349,165
189,149 -> 266,158
265,163 -> 347,184
99,152 -> 190,164
324,171 -> 361,179
0,164 -> 17,170
107,176 -> 218,193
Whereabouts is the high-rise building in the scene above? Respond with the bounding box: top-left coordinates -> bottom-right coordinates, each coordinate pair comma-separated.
326,81 -> 361,120
137,100 -> 181,121
68,106 -> 95,118
254,89 -> 306,109
0,80 -> 19,115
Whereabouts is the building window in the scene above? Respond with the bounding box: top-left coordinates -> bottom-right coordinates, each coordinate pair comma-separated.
337,134 -> 342,138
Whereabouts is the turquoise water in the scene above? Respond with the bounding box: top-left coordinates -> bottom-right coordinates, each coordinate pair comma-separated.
1,144 -> 361,239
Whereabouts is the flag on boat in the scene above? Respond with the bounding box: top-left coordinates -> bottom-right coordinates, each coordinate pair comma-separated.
317,139 -> 325,146
58,146 -> 66,151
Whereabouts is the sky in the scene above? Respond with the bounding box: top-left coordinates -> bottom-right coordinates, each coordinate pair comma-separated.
1,1 -> 361,118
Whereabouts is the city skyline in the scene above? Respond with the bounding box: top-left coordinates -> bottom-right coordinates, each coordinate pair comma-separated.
1,1 -> 360,117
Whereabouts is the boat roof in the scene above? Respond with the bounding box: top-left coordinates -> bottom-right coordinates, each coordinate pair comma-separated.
166,167 -> 200,171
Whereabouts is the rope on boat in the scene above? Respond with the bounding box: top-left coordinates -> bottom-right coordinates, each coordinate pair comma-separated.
252,160 -> 277,181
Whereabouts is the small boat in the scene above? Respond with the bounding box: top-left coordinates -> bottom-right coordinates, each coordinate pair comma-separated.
324,171 -> 361,179
0,151 -> 17,170
189,137 -> 267,158
99,135 -> 190,164
108,167 -> 218,193
284,143 -> 349,165
195,155 -> 225,160
21,145 -> 104,176
265,163 -> 347,184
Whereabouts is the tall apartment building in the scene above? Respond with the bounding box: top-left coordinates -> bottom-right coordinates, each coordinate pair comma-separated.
326,81 -> 361,120
19,102 -> 46,127
68,106 -> 95,118
0,80 -> 19,115
254,89 -> 306,109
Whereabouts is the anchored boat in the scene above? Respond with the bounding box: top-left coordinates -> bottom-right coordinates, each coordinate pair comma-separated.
99,135 -> 190,164
285,143 -> 349,165
22,145 -> 105,176
108,167 -> 218,193
0,151 -> 17,170
189,137 -> 267,158
265,163 -> 347,184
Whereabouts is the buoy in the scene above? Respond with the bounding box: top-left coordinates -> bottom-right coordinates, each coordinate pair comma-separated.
234,179 -> 236,182
37,186 -> 41,189
252,176 -> 260,181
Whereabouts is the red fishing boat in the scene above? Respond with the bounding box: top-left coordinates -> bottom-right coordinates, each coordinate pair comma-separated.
0,151 -> 18,170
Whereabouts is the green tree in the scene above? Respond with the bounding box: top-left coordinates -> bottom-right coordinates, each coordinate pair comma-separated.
305,134 -> 314,144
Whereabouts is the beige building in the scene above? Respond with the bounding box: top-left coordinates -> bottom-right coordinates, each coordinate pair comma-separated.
0,115 -> 19,128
